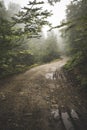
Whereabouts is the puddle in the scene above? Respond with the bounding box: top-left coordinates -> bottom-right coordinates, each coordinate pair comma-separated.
71,109 -> 79,120
61,112 -> 75,130
51,109 -> 60,120
45,73 -> 53,80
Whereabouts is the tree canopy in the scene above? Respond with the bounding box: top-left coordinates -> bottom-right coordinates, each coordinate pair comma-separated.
1,0 -> 87,92
0,0 -> 60,77
12,0 -> 52,38
63,0 -> 87,90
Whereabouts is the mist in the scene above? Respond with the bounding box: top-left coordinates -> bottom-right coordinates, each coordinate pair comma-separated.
0,1 -> 87,130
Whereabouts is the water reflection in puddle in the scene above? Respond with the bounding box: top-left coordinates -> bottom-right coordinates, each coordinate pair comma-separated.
71,109 -> 79,119
51,109 -> 60,120
45,73 -> 53,80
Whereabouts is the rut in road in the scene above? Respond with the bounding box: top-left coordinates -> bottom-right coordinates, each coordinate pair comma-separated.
0,58 -> 87,130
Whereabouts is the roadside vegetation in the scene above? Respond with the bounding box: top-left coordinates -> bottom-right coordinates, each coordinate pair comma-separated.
0,0 -> 87,93
62,0 -> 87,91
0,1 -> 60,78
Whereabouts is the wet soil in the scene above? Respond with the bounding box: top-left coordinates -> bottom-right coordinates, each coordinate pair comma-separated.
0,58 -> 87,130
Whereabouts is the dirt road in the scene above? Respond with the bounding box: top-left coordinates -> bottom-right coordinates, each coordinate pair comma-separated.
0,58 -> 87,130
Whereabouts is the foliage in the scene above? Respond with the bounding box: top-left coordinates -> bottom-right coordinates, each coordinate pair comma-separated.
63,0 -> 87,90
28,31 -> 60,63
41,32 -> 60,62
0,1 -> 33,77
0,0 -> 59,78
12,0 -> 52,38
48,0 -> 61,5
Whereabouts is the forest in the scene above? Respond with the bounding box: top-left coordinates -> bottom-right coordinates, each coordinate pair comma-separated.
0,0 -> 87,129
63,0 -> 87,92
0,0 -> 60,77
0,0 -> 87,91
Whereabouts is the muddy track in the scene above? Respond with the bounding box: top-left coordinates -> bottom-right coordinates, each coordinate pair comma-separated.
0,58 -> 87,130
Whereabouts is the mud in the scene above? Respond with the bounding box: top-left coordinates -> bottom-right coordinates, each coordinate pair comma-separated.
0,58 -> 87,130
